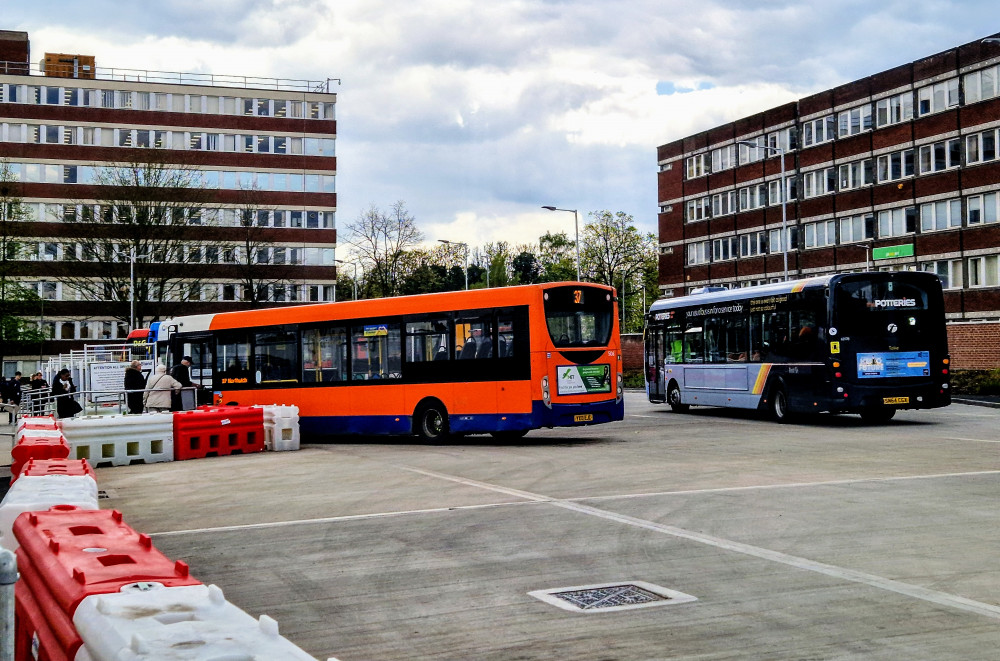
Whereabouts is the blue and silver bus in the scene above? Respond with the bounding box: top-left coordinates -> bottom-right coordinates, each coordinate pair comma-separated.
644,272 -> 951,422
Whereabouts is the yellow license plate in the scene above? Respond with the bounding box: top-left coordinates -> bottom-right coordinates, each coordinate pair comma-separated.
574,413 -> 593,422
883,397 -> 909,405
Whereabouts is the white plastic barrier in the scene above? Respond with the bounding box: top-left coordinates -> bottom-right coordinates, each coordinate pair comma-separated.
15,415 -> 58,432
58,413 -> 174,468
74,583 -> 322,661
256,404 -> 301,451
14,427 -> 65,444
0,475 -> 99,551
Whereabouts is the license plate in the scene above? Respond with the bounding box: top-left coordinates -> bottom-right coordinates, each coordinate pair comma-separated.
574,413 -> 593,422
883,397 -> 909,405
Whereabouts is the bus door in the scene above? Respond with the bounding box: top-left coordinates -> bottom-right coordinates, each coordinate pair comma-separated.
174,333 -> 215,399
646,326 -> 666,402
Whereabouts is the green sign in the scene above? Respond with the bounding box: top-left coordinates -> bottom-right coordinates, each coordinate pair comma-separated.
556,364 -> 612,395
872,244 -> 914,260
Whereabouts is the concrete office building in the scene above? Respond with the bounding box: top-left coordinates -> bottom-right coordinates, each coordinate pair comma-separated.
656,34 -> 1000,369
0,30 -> 337,373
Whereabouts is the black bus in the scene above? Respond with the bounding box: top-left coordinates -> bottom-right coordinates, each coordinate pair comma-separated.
644,272 -> 951,422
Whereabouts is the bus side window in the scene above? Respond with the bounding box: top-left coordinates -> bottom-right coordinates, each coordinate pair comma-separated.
684,322 -> 703,362
406,319 -> 451,362
301,326 -> 347,383
665,322 -> 683,363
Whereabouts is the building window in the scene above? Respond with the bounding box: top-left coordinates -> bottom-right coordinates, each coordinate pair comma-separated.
739,231 -> 767,257
919,199 -> 962,232
917,138 -> 961,174
738,138 -> 765,164
685,197 -> 710,222
711,237 -> 737,262
766,127 -> 797,152
802,168 -> 836,198
686,153 -> 708,179
837,105 -> 872,137
916,78 -> 959,116
711,145 -> 736,172
876,149 -> 915,182
738,184 -> 767,211
877,207 -> 917,238
839,214 -> 874,244
920,260 -> 962,290
768,227 -> 797,253
687,241 -> 710,266
767,176 -> 797,205
804,220 -> 836,248
838,159 -> 873,191
965,128 -> 998,165
711,191 -> 736,217
802,116 -> 835,147
967,255 -> 1000,288
963,64 -> 999,104
967,192 -> 999,225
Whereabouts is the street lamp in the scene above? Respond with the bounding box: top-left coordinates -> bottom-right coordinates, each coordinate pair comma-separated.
335,259 -> 357,300
541,206 -> 581,281
438,239 -> 468,290
738,140 -> 789,281
113,246 -> 149,330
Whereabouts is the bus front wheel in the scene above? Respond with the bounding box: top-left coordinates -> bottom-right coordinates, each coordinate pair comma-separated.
415,402 -> 449,442
668,382 -> 689,413
769,384 -> 791,423
860,407 -> 896,424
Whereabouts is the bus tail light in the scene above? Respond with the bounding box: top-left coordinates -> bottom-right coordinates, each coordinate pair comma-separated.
542,376 -> 552,408
942,368 -> 949,375
617,372 -> 623,402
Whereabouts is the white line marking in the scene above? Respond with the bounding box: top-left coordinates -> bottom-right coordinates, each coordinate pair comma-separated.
401,466 -> 1000,621
944,437 -> 1000,444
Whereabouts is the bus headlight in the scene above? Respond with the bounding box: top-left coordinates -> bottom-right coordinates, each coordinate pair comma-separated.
542,375 -> 551,407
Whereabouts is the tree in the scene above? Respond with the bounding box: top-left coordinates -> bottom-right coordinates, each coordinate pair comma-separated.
537,231 -> 577,282
511,250 -> 542,284
580,210 -> 657,332
61,151 -> 215,327
346,201 -> 423,298
230,186 -> 290,308
0,161 -> 45,366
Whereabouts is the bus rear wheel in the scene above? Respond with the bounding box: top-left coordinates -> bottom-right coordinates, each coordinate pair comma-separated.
415,403 -> 449,442
668,382 -> 689,413
860,407 -> 896,424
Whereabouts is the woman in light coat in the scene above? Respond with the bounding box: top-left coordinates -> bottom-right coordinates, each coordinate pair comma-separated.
143,365 -> 180,412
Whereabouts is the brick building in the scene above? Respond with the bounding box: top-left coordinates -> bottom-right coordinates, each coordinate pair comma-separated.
656,34 -> 1000,369
0,30 -> 338,373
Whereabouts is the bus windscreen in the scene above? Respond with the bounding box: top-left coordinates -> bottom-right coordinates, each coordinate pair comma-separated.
543,286 -> 614,348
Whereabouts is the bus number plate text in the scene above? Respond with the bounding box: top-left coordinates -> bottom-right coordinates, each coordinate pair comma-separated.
574,413 -> 593,422
883,397 -> 909,405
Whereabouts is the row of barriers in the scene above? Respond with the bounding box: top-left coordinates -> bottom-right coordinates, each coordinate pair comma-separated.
8,404 -> 300,471
0,415 -> 330,660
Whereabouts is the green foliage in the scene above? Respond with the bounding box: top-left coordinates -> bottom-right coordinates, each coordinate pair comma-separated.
950,369 -> 1000,395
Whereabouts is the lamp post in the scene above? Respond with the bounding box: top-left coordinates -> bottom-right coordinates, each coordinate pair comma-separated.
541,206 -> 581,281
738,141 -> 788,281
114,246 -> 149,330
438,239 -> 468,290
335,259 -> 357,300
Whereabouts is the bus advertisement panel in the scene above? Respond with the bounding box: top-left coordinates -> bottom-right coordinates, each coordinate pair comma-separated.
159,283 -> 624,439
644,272 -> 950,423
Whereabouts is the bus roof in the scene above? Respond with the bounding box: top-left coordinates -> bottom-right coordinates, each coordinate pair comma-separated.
163,282 -> 612,333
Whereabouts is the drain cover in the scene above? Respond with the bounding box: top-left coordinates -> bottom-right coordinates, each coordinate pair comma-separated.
529,581 -> 696,613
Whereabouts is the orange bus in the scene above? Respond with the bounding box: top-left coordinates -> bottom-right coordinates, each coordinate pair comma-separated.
158,283 -> 624,440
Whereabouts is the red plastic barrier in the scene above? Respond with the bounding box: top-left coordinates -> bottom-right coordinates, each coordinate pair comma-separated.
12,506 -> 201,615
173,405 -> 265,460
11,458 -> 95,485
10,434 -> 70,478
14,577 -> 70,661
15,551 -> 82,658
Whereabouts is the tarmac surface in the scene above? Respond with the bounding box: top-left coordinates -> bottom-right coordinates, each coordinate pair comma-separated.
2,393 -> 999,660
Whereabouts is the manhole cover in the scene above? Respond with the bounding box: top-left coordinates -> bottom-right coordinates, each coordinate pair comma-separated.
529,581 -> 696,613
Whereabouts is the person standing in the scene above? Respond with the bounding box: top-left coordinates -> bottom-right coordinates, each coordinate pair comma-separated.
51,368 -> 82,419
143,365 -> 180,413
171,356 -> 193,387
123,360 -> 146,414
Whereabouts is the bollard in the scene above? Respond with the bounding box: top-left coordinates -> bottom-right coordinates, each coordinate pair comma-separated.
0,548 -> 16,661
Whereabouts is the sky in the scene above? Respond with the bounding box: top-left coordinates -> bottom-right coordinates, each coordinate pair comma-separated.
4,1 -> 997,254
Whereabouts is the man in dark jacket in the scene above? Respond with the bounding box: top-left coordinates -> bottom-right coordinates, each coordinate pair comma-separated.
123,360 -> 146,414
51,368 -> 82,419
171,356 -> 193,387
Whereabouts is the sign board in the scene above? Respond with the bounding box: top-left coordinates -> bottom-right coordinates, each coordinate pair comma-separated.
88,360 -> 153,403
556,364 -> 612,395
872,244 -> 914,260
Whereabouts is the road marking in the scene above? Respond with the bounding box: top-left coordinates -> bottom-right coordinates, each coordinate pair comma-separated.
944,437 -> 1000,444
400,465 -> 1000,621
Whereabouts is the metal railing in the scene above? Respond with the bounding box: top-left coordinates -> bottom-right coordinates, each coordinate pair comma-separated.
0,60 -> 339,93
16,386 -> 201,419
